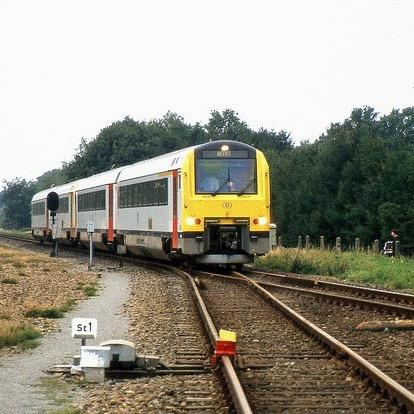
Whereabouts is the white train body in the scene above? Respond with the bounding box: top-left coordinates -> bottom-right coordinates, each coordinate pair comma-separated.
31,141 -> 271,265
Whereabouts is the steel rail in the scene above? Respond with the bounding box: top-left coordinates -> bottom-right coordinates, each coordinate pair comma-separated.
196,270 -> 414,317
249,269 -> 414,305
169,267 -> 253,414
0,232 -> 37,243
232,271 -> 414,412
252,278 -> 414,317
6,232 -> 414,410
0,236 -> 253,414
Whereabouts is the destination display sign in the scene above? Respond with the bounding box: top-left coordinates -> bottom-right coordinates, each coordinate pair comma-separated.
202,150 -> 248,159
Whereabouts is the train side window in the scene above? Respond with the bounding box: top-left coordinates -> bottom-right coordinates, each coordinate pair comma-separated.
32,201 -> 45,216
119,187 -> 125,208
133,184 -> 138,207
126,186 -> 132,208
57,197 -> 69,213
159,178 -> 168,205
149,181 -> 154,206
138,183 -> 143,207
142,182 -> 148,206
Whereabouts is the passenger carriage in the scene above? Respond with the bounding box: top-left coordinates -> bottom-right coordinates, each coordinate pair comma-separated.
31,140 -> 271,266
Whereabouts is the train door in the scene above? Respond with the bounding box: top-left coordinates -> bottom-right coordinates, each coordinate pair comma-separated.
172,170 -> 178,250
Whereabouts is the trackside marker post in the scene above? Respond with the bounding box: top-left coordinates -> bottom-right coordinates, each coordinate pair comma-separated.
211,329 -> 237,366
47,191 -> 59,258
87,220 -> 94,270
72,317 -> 97,346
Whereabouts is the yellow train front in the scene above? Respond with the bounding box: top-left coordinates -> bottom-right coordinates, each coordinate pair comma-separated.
178,140 -> 270,266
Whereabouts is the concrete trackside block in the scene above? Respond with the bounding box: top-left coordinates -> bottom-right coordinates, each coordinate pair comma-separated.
100,339 -> 136,364
73,355 -> 81,366
136,355 -> 160,370
84,367 -> 105,383
80,346 -> 111,368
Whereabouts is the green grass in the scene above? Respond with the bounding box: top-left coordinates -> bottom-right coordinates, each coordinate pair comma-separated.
25,308 -> 64,318
83,285 -> 97,296
0,323 -> 41,349
255,248 -> 414,291
12,261 -> 26,269
37,377 -> 75,410
1,277 -> 18,284
59,299 -> 77,312
0,228 -> 31,236
25,299 -> 77,319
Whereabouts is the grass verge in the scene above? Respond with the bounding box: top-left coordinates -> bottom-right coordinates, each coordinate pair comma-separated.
255,248 -> 414,291
1,278 -> 18,284
0,322 -> 41,349
25,299 -> 77,319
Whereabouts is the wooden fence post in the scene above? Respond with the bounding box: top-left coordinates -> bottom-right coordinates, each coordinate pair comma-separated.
298,236 -> 302,249
277,236 -> 282,248
355,238 -> 360,253
305,235 -> 310,250
395,240 -> 400,258
320,236 -> 325,250
374,239 -> 379,254
335,237 -> 341,252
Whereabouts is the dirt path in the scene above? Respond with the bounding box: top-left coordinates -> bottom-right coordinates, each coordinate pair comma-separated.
0,271 -> 130,414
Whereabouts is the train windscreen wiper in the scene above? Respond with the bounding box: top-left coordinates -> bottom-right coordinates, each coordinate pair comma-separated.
212,168 -> 232,196
237,177 -> 256,196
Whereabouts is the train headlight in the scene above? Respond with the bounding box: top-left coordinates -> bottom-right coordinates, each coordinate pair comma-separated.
186,217 -> 196,226
253,217 -> 267,226
186,217 -> 201,226
221,144 -> 229,151
258,216 -> 267,225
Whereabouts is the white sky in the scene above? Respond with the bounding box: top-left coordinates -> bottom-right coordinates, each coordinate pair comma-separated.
0,0 -> 413,183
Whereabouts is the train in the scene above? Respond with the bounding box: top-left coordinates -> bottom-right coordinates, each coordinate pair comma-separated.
31,140 -> 271,267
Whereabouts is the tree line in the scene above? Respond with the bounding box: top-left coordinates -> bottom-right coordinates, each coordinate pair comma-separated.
1,107 -> 413,247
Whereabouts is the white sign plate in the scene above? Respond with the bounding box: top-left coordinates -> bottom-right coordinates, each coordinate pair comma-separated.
87,220 -> 95,233
71,317 -> 97,339
52,224 -> 59,240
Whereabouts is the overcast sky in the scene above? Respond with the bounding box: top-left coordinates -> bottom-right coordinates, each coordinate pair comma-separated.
1,0 -> 413,184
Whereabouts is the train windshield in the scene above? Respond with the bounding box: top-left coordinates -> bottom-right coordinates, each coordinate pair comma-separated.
195,158 -> 257,195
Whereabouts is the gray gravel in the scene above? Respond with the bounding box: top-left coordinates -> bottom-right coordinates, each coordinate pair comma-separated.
0,271 -> 130,414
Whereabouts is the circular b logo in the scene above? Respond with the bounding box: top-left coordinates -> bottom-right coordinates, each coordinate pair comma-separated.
222,202 -> 232,209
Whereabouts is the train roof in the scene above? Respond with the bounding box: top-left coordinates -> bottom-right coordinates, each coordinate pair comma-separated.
31,168 -> 124,201
76,166 -> 124,192
117,146 -> 196,183
31,180 -> 81,202
31,140 -> 257,201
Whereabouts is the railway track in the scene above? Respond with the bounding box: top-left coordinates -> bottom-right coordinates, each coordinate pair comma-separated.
256,276 -> 414,394
248,269 -> 414,307
193,270 -> 414,413
3,232 -> 414,412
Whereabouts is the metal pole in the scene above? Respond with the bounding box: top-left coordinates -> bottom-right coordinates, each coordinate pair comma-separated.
51,214 -> 57,258
88,232 -> 93,270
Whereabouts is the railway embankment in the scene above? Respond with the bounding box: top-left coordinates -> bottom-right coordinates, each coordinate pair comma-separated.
0,239 -> 228,413
0,241 -> 132,413
256,248 -> 414,291
0,244 -> 100,355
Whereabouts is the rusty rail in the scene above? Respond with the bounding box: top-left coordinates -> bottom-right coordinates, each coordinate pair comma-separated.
234,271 -> 414,412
